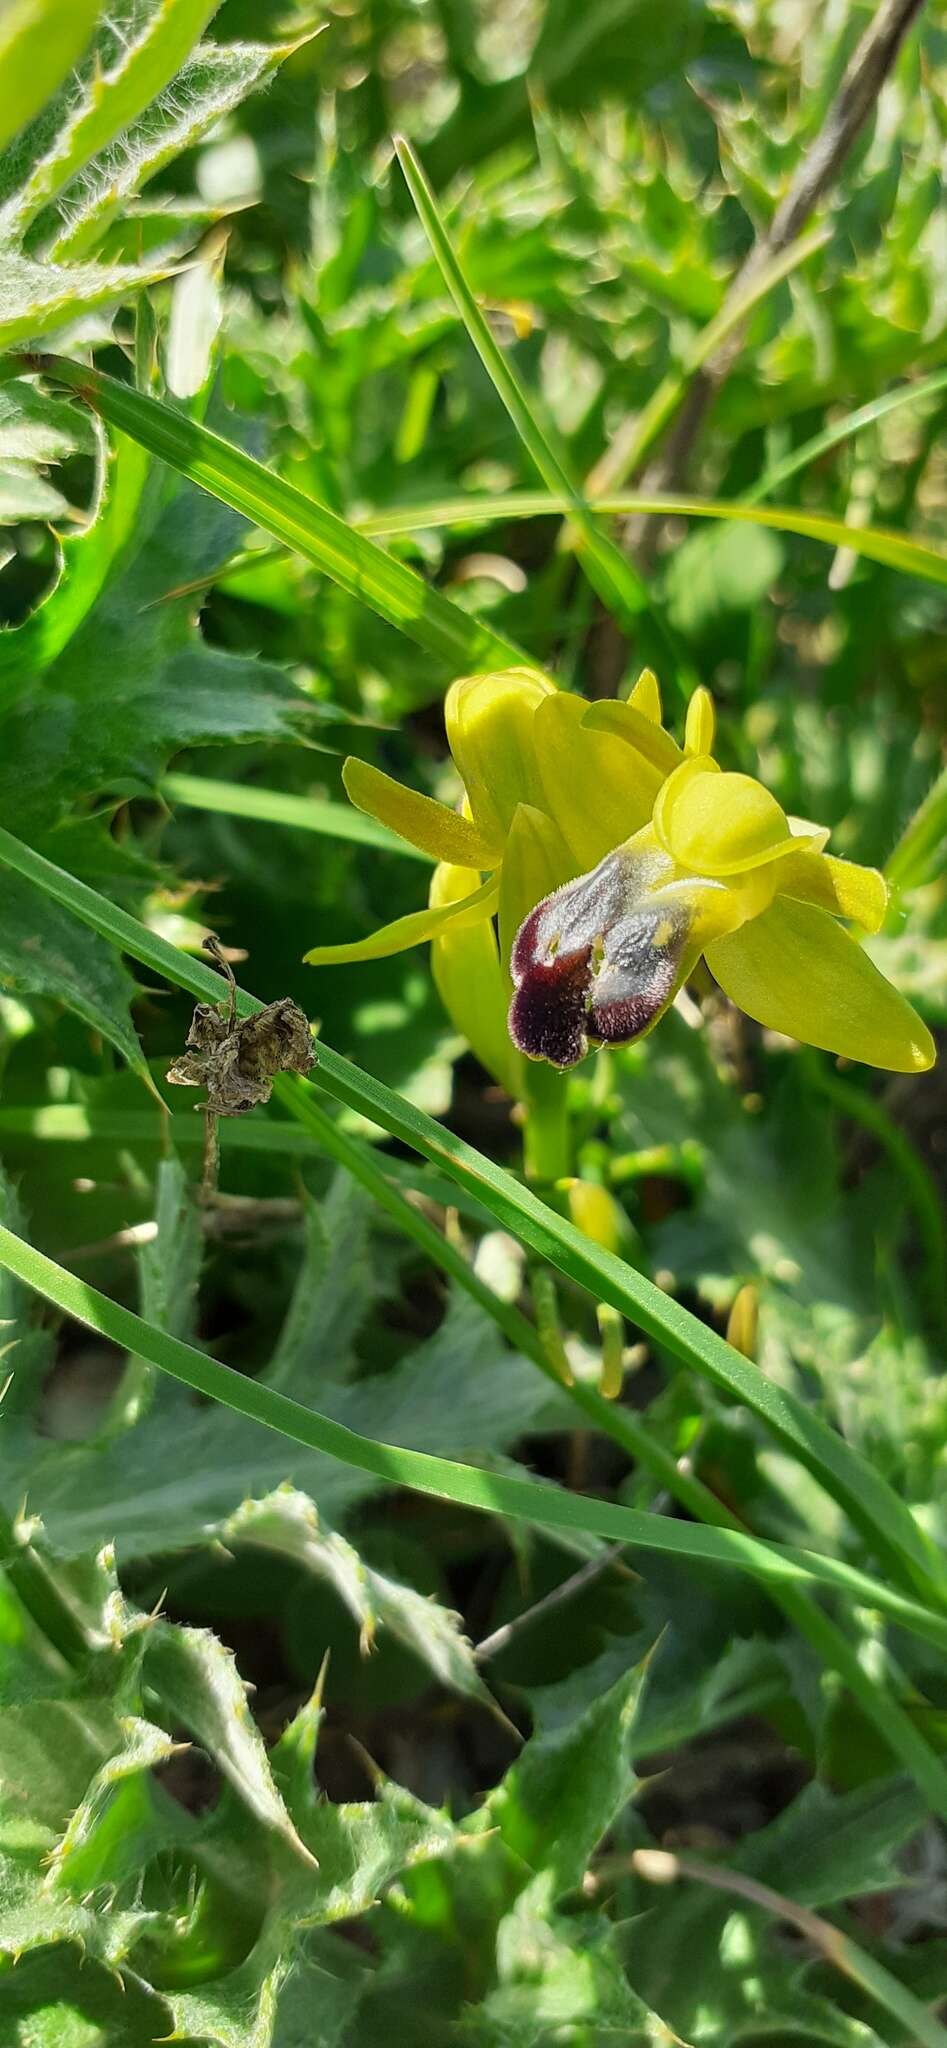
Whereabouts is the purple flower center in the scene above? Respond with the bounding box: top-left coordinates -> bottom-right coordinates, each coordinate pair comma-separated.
508,850 -> 688,1069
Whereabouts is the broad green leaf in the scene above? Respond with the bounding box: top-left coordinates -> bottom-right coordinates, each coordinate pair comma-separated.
49,38 -> 306,261
0,1949 -> 171,2048
0,0 -> 99,156
11,0 -> 225,234
0,864 -> 146,1074
739,1776 -> 928,1910
0,458 -> 71,520
0,250 -> 173,350
0,1536 -> 163,1965
483,1653 -> 647,1894
0,430 -> 150,709
143,1619 -> 312,1862
225,1487 -> 506,1722
11,1286 -> 567,1564
0,7 -> 304,361
45,1715 -> 181,1898
0,378 -> 102,463
469,1904 -> 668,2048
0,457 -> 309,839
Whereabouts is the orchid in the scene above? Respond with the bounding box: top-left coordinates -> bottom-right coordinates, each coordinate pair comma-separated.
306,670 -> 935,1082
510,692 -> 935,1075
305,665 -> 671,1091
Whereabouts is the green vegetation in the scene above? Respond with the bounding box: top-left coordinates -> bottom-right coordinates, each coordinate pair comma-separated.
0,3 -> 945,2043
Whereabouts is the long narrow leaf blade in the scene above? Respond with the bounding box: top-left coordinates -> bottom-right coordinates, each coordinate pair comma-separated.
358,490 -> 947,587
10,352 -> 528,674
0,1216 -> 944,1651
394,135 -> 695,687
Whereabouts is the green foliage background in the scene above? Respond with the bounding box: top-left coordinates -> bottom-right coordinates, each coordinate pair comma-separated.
0,1 -> 946,2043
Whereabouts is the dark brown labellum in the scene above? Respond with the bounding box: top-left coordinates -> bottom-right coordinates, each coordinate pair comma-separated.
508,850 -> 688,1069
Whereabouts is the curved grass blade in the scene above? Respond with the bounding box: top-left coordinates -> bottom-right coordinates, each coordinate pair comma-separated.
7,352 -> 528,677
746,365 -> 947,505
886,760 -> 947,891
0,820 -> 942,1616
357,490 -> 947,587
1,1216 -> 946,1656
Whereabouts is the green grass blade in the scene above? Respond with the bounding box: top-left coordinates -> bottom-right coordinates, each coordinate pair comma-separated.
746,366 -> 947,505
9,352 -> 527,676
394,136 -> 695,689
2,1215 -> 947,1653
358,490 -> 947,587
0,820 -> 942,1615
886,760 -> 947,891
162,772 -> 433,861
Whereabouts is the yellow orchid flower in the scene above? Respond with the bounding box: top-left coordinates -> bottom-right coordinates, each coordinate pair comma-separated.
305,668 -> 671,1080
307,667 -> 933,1083
510,692 -> 935,1076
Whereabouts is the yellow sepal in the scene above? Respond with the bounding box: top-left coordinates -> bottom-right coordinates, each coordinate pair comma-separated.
582,698 -> 683,778
533,693 -> 661,869
342,758 -> 501,869
430,863 -> 523,1097
628,668 -> 662,723
706,897 -> 935,1072
445,668 -> 554,845
305,872 -> 499,966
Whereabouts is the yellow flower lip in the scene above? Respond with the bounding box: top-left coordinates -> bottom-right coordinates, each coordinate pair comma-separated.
654,756 -> 825,878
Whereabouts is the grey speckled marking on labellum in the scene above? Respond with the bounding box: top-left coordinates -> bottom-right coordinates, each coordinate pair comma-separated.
508,848 -> 689,1068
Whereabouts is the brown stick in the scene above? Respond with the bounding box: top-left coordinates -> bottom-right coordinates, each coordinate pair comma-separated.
628,0 -> 927,550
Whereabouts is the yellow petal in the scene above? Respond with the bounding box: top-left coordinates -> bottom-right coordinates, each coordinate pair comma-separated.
445,668 -> 555,845
684,685 -> 716,757
304,872 -> 499,966
342,757 -> 501,869
430,863 -> 523,1096
706,898 -> 936,1072
654,757 -> 823,876
778,849 -> 888,933
499,802 -> 575,984
582,698 -> 683,779
628,667 -> 662,723
533,693 -> 661,869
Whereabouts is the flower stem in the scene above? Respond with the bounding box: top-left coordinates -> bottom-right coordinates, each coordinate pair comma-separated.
521,1064 -> 571,1186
